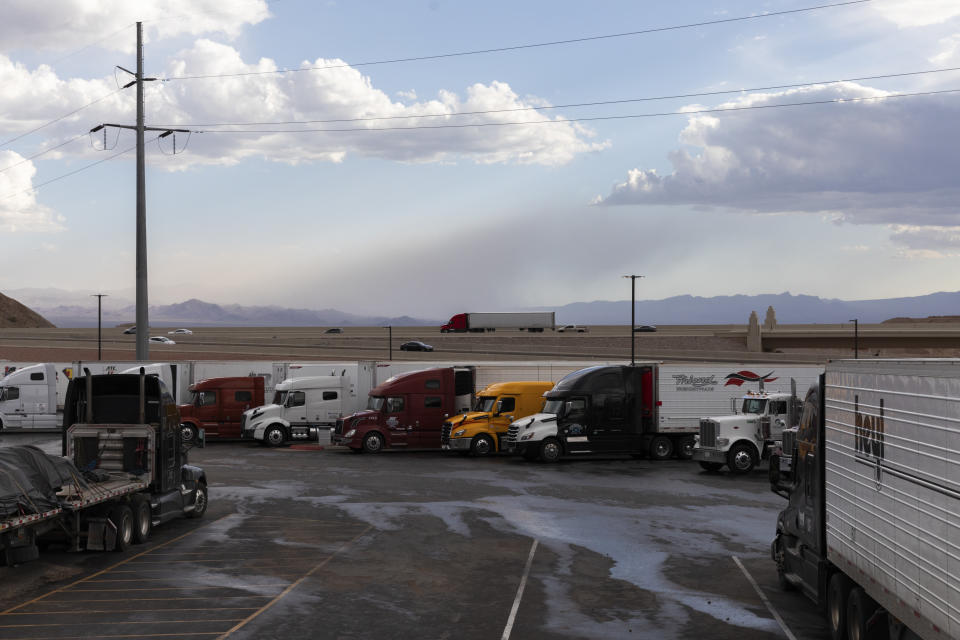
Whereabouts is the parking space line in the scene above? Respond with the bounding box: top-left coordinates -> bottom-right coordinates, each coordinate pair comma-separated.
501,538 -> 539,640
63,586 -> 289,593
216,524 -> 372,639
731,556 -> 797,640
0,634 -> 221,639
40,596 -> 274,603
4,607 -> 260,615
0,618 -> 244,628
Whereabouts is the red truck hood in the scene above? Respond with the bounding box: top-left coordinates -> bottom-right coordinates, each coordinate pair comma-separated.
343,409 -> 381,424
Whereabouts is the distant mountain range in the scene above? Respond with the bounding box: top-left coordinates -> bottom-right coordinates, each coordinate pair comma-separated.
5,288 -> 959,328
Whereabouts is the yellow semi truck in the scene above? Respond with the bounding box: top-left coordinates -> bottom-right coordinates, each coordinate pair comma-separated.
440,381 -> 553,456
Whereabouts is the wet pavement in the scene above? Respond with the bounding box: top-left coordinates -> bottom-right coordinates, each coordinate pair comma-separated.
0,432 -> 830,639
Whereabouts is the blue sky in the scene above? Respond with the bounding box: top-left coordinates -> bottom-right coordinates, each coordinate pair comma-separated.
1,0 -> 959,318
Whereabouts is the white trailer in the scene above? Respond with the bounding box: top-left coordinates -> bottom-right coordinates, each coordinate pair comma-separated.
771,359 -> 960,640
441,311 -> 555,333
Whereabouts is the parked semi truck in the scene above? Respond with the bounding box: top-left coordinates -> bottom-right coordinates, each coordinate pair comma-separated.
0,369 -> 207,565
769,359 -> 960,640
332,367 -> 475,452
506,363 -> 823,462
179,376 -> 265,443
0,363 -> 59,430
440,381 -> 553,456
241,374 -> 355,446
693,386 -> 806,474
440,312 -> 555,333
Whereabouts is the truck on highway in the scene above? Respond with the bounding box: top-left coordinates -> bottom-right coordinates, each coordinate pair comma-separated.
504,363 -> 823,462
0,363 -> 60,431
241,374 -> 356,446
440,381 -> 554,456
332,367 -> 475,452
440,312 -> 555,333
769,359 -> 960,640
0,369 -> 207,565
179,376 -> 265,443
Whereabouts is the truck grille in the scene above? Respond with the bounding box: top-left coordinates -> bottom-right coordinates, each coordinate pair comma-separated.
441,422 -> 452,445
781,427 -> 797,454
505,424 -> 520,447
240,414 -> 246,431
699,419 -> 718,448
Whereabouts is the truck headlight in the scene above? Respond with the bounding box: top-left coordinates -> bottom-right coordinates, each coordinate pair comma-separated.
453,429 -> 466,437
717,437 -> 729,447
345,429 -> 356,438
520,432 -> 535,441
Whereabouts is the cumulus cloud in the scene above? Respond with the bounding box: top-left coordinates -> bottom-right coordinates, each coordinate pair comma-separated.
145,40 -> 608,167
596,83 -> 960,245
0,0 -> 270,53
931,34 -> 960,64
871,0 -> 960,28
0,151 -> 64,232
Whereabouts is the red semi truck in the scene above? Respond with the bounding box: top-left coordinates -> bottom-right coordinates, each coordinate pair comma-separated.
440,312 -> 555,333
331,367 -> 475,452
179,377 -> 265,442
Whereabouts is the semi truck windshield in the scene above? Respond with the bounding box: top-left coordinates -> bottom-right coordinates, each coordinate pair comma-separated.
742,398 -> 767,414
542,399 -> 563,415
475,397 -> 497,412
367,396 -> 385,411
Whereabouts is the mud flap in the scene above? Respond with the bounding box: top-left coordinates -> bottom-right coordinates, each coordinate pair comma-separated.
85,517 -> 118,551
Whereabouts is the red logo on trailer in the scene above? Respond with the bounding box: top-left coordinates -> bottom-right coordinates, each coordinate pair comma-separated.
724,371 -> 778,386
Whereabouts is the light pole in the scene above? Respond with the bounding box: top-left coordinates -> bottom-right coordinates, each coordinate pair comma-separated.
385,325 -> 392,361
622,275 -> 644,365
91,294 -> 107,360
849,318 -> 859,359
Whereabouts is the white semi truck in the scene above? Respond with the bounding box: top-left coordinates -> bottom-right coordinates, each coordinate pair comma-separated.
770,359 -> 960,640
0,364 -> 60,430
241,374 -> 356,446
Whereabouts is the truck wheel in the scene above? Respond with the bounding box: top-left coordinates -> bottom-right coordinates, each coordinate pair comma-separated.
827,572 -> 850,640
130,495 -> 152,544
471,434 -> 495,457
539,438 -> 562,463
362,431 -> 384,454
676,436 -> 696,460
109,505 -> 134,552
846,587 -> 881,640
264,425 -> 286,447
649,436 -> 674,460
699,461 -> 723,472
180,423 -> 198,445
187,482 -> 208,519
727,443 -> 757,474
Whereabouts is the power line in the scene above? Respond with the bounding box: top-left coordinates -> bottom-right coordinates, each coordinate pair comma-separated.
0,88 -> 125,149
163,0 -> 873,81
159,66 -> 960,129
188,88 -> 960,135
49,22 -> 135,66
0,133 -> 89,175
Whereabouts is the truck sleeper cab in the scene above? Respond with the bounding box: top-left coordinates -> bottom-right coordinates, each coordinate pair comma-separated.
241,375 -> 353,447
179,376 -> 264,442
0,363 -> 59,430
441,381 -> 553,456
332,367 -> 474,453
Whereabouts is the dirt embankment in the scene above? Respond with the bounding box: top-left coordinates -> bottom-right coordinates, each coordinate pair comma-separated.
0,293 -> 54,328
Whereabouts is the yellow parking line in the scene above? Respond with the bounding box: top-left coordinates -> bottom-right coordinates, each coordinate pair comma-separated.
4,607 -> 260,615
63,586 -> 289,593
0,634 -> 221,640
41,596 -> 273,603
0,618 -> 242,628
218,525 -> 372,639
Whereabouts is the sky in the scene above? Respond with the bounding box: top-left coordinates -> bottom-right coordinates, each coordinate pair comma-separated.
1,0 -> 959,318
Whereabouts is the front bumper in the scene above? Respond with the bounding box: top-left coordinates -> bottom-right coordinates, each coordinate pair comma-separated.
692,448 -> 726,462
442,437 -> 472,451
330,433 -> 355,447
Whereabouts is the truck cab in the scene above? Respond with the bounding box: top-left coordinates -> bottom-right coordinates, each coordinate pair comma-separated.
241,375 -> 354,447
441,381 -> 553,456
179,376 -> 264,442
0,363 -> 58,430
332,367 -> 474,453
693,390 -> 799,474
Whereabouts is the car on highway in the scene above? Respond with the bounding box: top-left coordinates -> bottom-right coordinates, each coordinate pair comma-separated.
634,325 -> 657,332
558,325 -> 588,333
168,328 -> 193,335
324,328 -> 343,334
149,336 -> 176,345
122,326 -> 137,334
400,340 -> 433,352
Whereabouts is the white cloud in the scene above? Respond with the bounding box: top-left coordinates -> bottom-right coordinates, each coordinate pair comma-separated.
0,0 -> 270,53
0,151 -> 64,232
597,83 -> 960,251
871,0 -> 960,28
930,34 -> 960,64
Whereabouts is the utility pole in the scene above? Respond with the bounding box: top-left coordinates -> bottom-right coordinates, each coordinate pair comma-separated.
90,22 -> 188,361
622,275 -> 644,365
91,294 -> 107,360
849,318 -> 859,359
386,325 -> 393,360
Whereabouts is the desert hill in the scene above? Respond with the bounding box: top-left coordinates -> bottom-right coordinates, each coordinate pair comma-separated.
0,292 -> 55,328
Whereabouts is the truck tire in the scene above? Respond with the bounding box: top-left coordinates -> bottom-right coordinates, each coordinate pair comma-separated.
362,431 -> 384,454
471,434 -> 495,457
846,587 -> 882,640
264,425 -> 286,447
698,461 -> 724,472
727,443 -> 758,474
676,436 -> 696,460
130,495 -> 152,544
649,436 -> 674,460
180,423 -> 198,445
187,482 -> 208,519
539,438 -> 562,463
827,572 -> 851,640
109,504 -> 134,552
